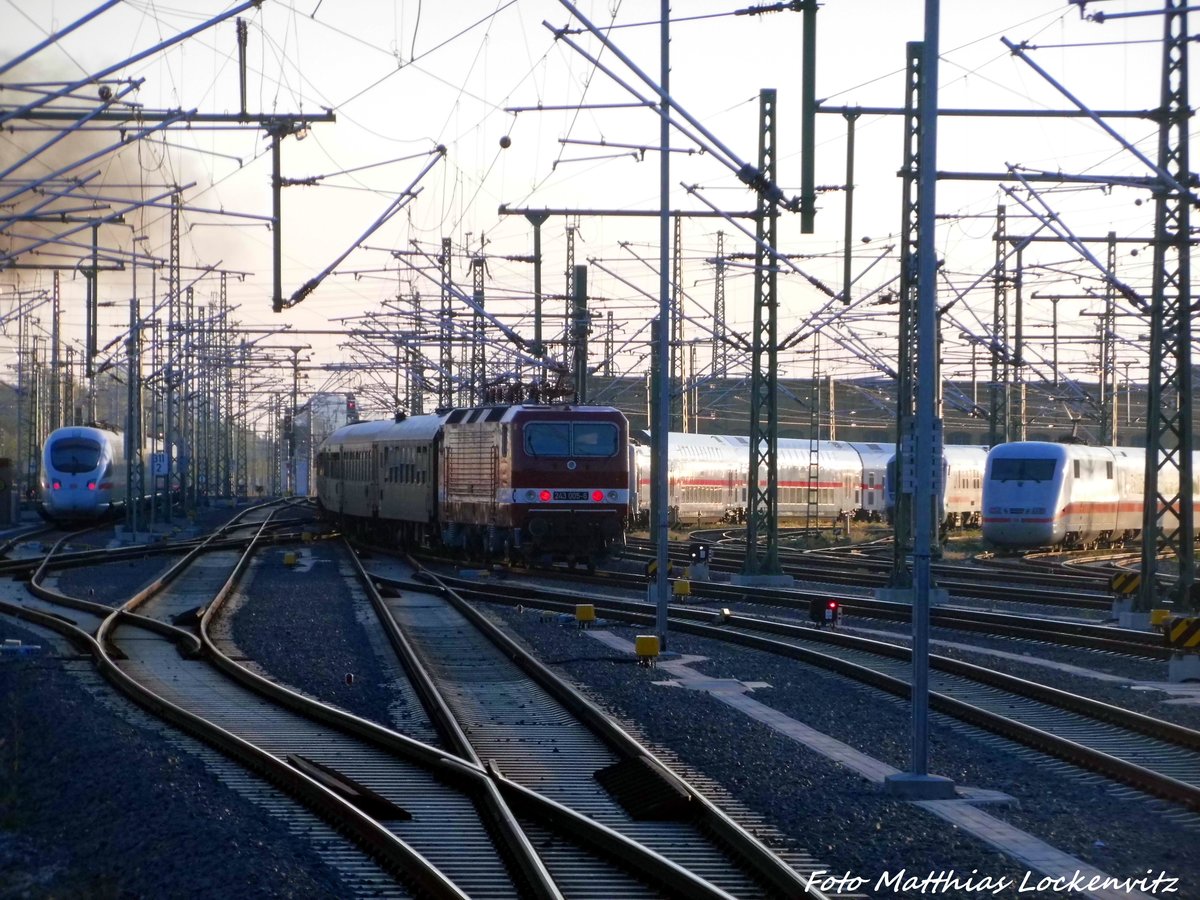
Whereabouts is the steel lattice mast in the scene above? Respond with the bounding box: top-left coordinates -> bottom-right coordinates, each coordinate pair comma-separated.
742,88 -> 782,577
1139,0 -> 1194,611
438,237 -> 454,409
890,42 -> 923,590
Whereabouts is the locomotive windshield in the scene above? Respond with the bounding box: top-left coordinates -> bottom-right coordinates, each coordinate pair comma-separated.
49,437 -> 103,473
525,422 -> 619,457
990,457 -> 1056,482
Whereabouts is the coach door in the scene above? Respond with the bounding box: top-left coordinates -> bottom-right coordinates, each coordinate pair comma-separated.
490,443 -> 499,525
372,444 -> 382,517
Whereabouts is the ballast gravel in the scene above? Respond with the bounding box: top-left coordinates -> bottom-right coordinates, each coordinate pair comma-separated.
4,528 -> 1199,898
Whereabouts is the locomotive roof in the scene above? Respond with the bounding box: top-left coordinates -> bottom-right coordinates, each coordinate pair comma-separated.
442,403 -> 623,426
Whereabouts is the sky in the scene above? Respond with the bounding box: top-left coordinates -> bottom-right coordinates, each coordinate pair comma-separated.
0,0 -> 1177,425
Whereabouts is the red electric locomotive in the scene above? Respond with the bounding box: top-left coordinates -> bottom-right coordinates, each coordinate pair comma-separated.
314,403 -> 629,568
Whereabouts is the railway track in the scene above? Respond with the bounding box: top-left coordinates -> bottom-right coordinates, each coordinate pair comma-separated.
1,505 -> 832,898
401,568 -> 1200,816
538,549 -> 1167,660
625,537 -> 1118,614
669,533 -> 1200,618
359,550 -> 827,898
2,505 -> 424,895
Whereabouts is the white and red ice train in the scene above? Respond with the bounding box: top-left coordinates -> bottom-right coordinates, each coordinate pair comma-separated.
981,441 -> 1200,549
39,425 -> 132,522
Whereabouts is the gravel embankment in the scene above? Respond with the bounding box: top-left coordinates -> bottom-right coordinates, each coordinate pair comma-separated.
4,526 -> 1199,898
1,508 -> 355,898
0,620 -> 351,899
474,604 -> 1200,898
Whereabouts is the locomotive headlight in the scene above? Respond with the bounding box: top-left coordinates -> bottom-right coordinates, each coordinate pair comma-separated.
591,490 -> 604,502
525,489 -> 536,501
607,490 -> 618,501
539,489 -> 552,502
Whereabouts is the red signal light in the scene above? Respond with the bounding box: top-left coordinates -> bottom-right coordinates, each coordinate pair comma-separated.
52,480 -> 61,490
811,597 -> 840,626
591,489 -> 604,502
539,489 -> 552,502
87,481 -> 97,491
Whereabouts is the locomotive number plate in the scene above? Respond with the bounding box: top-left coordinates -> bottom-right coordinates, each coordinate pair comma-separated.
552,490 -> 587,501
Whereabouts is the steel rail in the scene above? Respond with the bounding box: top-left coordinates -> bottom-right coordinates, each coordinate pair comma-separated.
508,557 -> 1167,660
425,575 -> 1200,814
198,529 -> 764,896
327,540 -> 565,900
348,546 -> 759,900
9,513 -> 469,897
412,565 -> 828,900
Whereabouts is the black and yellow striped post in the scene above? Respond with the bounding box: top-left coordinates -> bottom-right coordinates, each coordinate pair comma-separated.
1110,571 -> 1143,623
1165,617 -> 1200,651
1110,572 -> 1141,596
1166,617 -> 1200,682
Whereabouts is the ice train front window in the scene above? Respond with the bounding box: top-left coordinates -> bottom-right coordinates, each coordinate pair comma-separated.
990,457 -> 1056,482
50,437 -> 103,474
